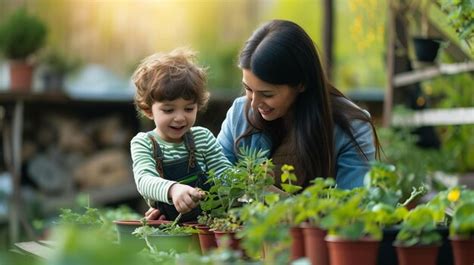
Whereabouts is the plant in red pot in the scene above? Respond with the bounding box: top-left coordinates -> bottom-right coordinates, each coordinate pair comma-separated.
200,147 -> 275,256
447,187 -> 474,265
0,8 -> 47,91
321,190 -> 383,265
394,205 -> 442,265
297,177 -> 348,265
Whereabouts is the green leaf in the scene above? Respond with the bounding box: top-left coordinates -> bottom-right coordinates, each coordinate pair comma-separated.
281,184 -> 302,194
281,172 -> 289,183
264,194 -> 280,205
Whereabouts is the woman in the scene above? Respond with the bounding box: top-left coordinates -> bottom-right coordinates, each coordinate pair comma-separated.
217,19 -> 380,190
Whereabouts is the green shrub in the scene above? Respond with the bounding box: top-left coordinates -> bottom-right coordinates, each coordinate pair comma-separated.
0,8 -> 47,60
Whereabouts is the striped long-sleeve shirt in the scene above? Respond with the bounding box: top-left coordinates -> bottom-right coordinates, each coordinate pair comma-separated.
130,126 -> 232,205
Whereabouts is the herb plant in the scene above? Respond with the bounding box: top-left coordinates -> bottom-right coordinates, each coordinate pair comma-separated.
58,207 -> 103,227
320,190 -> 383,240
445,187 -> 474,238
395,205 -> 442,247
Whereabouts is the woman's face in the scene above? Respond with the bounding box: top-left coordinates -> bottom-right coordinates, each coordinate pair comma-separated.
242,69 -> 302,121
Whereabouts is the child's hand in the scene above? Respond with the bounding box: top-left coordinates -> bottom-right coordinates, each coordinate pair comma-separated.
145,207 -> 166,220
168,183 -> 205,213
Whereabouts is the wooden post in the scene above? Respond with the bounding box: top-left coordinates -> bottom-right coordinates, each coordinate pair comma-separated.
9,100 -> 24,243
384,2 -> 395,127
322,0 -> 334,80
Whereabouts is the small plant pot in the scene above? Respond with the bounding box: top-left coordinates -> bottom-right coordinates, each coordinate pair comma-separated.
325,235 -> 380,265
395,244 -> 440,265
450,236 -> 474,265
113,219 -> 170,250
412,37 -> 442,63
9,60 -> 33,91
196,224 -> 217,253
148,232 -> 200,253
289,226 -> 305,261
302,224 -> 329,265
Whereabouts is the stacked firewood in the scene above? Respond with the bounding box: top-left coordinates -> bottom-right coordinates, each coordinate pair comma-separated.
25,112 -> 135,195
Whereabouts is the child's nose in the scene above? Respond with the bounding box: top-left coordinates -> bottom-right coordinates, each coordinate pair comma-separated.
174,113 -> 185,122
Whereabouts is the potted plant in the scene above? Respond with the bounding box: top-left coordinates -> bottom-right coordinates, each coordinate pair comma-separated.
410,0 -> 443,63
239,198 -> 290,264
321,190 -> 382,265
446,187 -> 474,265
194,213 -> 218,253
273,164 -> 306,262
296,177 -> 342,265
209,211 -> 244,251
132,218 -> 200,254
393,205 -> 442,265
0,8 -> 47,90
199,147 -> 275,253
113,219 -> 171,248
40,49 -> 81,91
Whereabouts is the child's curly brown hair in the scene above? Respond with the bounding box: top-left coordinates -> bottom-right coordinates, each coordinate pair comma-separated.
132,47 -> 209,117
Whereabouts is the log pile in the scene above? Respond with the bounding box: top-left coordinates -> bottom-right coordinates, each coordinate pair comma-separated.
24,112 -> 135,196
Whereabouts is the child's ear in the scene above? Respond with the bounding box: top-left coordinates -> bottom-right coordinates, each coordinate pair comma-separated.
143,110 -> 153,119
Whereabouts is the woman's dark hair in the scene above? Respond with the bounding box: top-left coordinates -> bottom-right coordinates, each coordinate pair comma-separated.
238,19 -> 380,180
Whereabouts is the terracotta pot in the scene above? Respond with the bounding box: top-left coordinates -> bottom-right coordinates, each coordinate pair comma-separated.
302,225 -> 329,265
182,221 -> 199,228
196,224 -> 217,253
379,226 -> 452,265
289,226 -> 305,261
10,60 -> 33,91
395,245 -> 440,265
450,237 -> 474,265
326,236 -> 380,265
214,230 -> 241,251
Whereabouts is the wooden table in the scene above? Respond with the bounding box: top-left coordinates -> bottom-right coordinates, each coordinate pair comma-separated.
13,240 -> 56,259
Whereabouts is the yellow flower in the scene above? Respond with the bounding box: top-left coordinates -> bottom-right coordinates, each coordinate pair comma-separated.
448,188 -> 461,203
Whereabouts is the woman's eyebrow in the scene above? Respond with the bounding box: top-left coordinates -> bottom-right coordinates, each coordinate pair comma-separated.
242,81 -> 273,93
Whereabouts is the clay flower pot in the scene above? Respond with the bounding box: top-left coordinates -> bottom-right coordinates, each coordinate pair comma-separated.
302,224 -> 329,265
196,224 -> 217,253
450,237 -> 474,265
289,226 -> 305,261
10,60 -> 34,91
395,244 -> 440,265
326,236 -> 380,265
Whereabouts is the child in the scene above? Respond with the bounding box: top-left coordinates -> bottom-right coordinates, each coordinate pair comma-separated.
130,48 -> 232,222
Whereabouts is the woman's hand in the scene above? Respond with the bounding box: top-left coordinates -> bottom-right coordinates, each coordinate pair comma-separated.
145,207 -> 166,220
168,183 -> 205,213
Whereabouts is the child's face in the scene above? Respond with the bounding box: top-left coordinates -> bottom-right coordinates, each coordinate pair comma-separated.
147,98 -> 198,143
